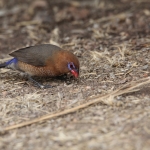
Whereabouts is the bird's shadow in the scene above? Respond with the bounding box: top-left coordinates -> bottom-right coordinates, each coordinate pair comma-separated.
34,74 -> 75,85
28,74 -> 77,88
0,72 -> 77,88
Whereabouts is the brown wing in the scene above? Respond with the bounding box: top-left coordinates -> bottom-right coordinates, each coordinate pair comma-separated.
10,44 -> 62,67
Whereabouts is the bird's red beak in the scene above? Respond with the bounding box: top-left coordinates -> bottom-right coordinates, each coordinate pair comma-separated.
71,69 -> 79,78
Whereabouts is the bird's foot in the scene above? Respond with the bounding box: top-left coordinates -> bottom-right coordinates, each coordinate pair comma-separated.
28,76 -> 52,89
39,84 -> 52,89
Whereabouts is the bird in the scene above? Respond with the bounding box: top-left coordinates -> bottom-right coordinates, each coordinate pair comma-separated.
0,44 -> 79,88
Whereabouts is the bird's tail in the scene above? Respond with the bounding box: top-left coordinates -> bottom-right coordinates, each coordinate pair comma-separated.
0,62 -> 7,68
0,58 -> 18,69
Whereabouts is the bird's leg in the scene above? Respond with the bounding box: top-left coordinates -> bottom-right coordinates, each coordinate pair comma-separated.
28,76 -> 52,89
28,76 -> 44,88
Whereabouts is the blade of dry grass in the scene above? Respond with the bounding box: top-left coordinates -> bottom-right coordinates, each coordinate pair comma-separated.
2,77 -> 150,132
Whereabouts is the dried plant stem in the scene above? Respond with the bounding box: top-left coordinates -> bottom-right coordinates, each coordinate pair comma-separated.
3,77 -> 150,131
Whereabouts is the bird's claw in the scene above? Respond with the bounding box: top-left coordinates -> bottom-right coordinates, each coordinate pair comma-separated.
33,82 -> 52,89
39,84 -> 52,89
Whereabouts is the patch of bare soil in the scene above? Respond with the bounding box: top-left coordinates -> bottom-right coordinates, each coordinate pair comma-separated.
0,0 -> 150,149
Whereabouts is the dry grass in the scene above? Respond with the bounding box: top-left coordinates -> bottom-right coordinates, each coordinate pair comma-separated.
2,77 -> 150,131
0,0 -> 150,149
90,44 -> 131,66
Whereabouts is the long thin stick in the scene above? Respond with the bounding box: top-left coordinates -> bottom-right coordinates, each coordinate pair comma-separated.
3,77 -> 150,131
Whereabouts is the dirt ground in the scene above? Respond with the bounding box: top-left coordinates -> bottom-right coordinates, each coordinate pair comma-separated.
0,0 -> 150,149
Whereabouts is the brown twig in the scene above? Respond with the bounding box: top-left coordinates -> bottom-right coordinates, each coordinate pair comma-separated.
3,77 -> 150,131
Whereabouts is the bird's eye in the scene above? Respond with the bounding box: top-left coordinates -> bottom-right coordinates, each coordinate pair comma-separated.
68,62 -> 76,70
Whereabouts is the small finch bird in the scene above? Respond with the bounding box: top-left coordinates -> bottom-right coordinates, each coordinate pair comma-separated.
0,44 -> 79,88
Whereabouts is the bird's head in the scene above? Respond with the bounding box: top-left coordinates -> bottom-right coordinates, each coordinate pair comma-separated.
67,62 -> 79,78
53,50 -> 79,78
